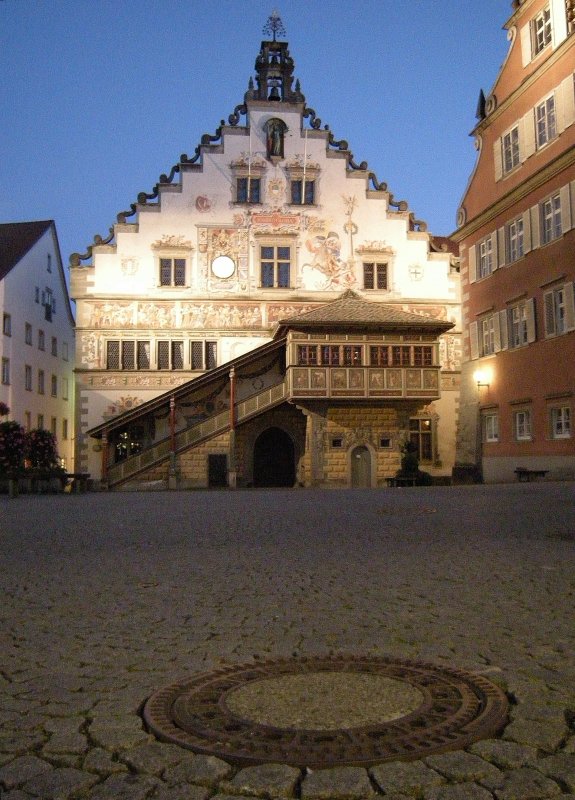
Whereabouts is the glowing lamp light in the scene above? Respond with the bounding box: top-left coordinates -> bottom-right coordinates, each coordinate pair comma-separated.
473,368 -> 492,389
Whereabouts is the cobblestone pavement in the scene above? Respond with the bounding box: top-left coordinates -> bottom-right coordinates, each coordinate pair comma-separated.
1,483 -> 574,800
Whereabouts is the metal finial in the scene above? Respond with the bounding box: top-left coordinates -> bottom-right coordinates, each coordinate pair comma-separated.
263,9 -> 286,41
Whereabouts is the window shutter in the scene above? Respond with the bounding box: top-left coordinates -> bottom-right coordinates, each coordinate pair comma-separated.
493,139 -> 503,181
543,290 -> 556,336
497,227 -> 506,268
490,232 -> 499,270
499,310 -> 509,350
469,321 -> 479,360
559,75 -> 575,132
468,245 -> 477,284
523,110 -> 536,159
526,298 -> 537,343
493,312 -> 502,352
564,282 -> 575,332
523,208 -> 532,253
560,184 -> 572,233
550,0 -> 568,47
520,22 -> 532,66
530,204 -> 541,249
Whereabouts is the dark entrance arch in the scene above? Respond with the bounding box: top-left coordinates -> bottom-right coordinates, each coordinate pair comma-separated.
253,427 -> 295,487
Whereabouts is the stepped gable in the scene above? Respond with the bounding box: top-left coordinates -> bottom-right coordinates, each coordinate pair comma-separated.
275,290 -> 454,333
0,220 -> 53,280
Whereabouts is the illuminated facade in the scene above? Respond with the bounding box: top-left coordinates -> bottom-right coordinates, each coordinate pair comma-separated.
71,23 -> 461,486
453,0 -> 575,482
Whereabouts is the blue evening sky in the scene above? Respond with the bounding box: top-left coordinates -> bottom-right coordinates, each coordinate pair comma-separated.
1,1 -> 511,269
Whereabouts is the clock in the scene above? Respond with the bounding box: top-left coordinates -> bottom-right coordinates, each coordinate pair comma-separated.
211,255 -> 235,279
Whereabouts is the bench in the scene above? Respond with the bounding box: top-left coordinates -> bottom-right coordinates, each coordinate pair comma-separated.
386,476 -> 418,487
65,473 -> 91,493
514,467 -> 548,482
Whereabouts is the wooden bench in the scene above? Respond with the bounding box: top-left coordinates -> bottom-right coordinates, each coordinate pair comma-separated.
514,467 -> 548,482
65,473 -> 91,493
386,476 -> 418,487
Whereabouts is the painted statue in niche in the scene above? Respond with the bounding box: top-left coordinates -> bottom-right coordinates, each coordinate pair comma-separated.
266,118 -> 286,158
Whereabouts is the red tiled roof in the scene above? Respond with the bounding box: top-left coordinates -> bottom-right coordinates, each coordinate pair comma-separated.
0,221 -> 53,281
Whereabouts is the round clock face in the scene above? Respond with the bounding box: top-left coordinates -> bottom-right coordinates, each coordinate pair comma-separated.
211,255 -> 235,279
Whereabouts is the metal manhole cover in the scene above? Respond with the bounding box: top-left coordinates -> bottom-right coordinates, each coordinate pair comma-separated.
143,655 -> 509,768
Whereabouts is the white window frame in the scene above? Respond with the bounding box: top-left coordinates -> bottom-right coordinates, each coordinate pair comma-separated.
158,257 -> 187,288
478,236 -> 494,279
533,5 -> 552,55
541,193 -> 562,243
506,217 -> 524,262
481,316 -> 496,356
536,95 -> 557,149
259,240 -> 293,289
502,126 -> 520,174
2,357 -> 10,385
483,413 -> 499,443
551,406 -> 571,439
515,409 -> 532,441
3,313 -> 11,336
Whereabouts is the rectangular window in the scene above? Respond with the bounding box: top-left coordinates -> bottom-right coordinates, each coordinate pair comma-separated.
51,375 -> 57,397
409,418 -> 433,462
343,345 -> 362,366
205,341 -> 217,370
38,330 -> 45,351
260,244 -> 291,288
106,341 -> 120,369
541,194 -> 562,243
191,341 -> 204,370
413,346 -> 433,366
478,237 -> 493,278
3,313 -> 11,336
321,345 -> 340,366
159,257 -> 186,287
62,342 -> 69,361
47,253 -> 52,273
481,316 -> 496,356
62,378 -> 69,400
515,410 -> 532,441
51,417 -> 57,436
122,341 -> 135,370
1,357 -> 10,385
536,95 -> 557,148
137,340 -> 150,369
297,345 -> 318,366
37,414 -> 44,429
237,177 -> 261,203
502,126 -> 520,174
51,337 -> 57,357
510,303 -> 528,348
533,5 -> 552,55
391,346 -> 411,366
35,287 -> 39,303
363,262 -> 388,290
157,341 -> 184,370
506,217 -> 524,262
62,419 -> 68,441
551,406 -> 571,439
370,346 -> 390,366
25,323 -> 32,345
291,179 -> 315,205
25,364 -> 32,391
483,413 -> 499,443
38,369 -> 45,394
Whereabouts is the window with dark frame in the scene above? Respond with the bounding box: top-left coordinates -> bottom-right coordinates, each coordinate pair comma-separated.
237,177 -> 261,204
260,245 -> 291,288
159,257 -> 186,287
291,179 -> 315,205
409,418 -> 433,462
363,262 -> 388,290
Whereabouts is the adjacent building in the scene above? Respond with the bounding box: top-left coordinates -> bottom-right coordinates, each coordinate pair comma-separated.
453,0 -> 575,482
0,221 -> 76,469
70,21 -> 461,489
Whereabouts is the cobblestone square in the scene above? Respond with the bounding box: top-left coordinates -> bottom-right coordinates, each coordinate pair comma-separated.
1,483 -> 574,798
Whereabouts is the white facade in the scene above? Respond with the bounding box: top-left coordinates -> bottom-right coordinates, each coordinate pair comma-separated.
71,37 -> 461,480
0,221 -> 76,470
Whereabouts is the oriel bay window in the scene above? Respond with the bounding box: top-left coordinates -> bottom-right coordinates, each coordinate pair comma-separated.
296,345 -> 363,366
260,244 -> 291,288
369,345 -> 433,367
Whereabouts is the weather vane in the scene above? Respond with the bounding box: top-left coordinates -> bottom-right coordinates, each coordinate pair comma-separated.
263,9 -> 286,42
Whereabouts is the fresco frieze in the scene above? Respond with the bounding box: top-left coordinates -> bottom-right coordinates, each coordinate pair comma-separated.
180,303 -> 262,329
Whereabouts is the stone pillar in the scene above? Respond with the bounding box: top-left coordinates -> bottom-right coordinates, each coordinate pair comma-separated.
302,408 -> 326,486
168,396 -> 179,490
228,368 -> 237,488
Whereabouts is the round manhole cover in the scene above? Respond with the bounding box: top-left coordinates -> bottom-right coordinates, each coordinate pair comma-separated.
143,655 -> 509,768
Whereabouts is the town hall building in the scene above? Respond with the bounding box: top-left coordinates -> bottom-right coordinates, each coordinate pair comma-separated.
70,16 -> 461,489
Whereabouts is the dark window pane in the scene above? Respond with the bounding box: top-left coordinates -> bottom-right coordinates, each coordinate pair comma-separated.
278,261 -> 290,287
107,341 -> 120,369
174,259 -> 186,286
206,341 -> 217,370
261,262 -> 274,287
291,180 -> 302,204
172,341 -> 184,369
160,258 -> 171,286
157,341 -> 170,369
137,341 -> 150,369
122,341 -> 135,370
261,246 -> 274,259
278,247 -> 290,259
191,341 -> 203,369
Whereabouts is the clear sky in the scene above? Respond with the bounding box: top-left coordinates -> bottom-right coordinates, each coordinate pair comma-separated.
1,0 -> 511,269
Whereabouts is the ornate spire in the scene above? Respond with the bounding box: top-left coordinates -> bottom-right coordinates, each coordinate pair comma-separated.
262,10 -> 286,42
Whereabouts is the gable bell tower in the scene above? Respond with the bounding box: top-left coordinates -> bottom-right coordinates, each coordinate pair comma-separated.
246,11 -> 304,104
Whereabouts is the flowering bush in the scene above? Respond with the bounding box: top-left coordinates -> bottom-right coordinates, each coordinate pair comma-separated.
25,429 -> 60,471
0,421 -> 26,477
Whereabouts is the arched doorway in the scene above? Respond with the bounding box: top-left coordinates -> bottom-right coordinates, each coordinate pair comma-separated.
351,445 -> 372,488
253,427 -> 295,487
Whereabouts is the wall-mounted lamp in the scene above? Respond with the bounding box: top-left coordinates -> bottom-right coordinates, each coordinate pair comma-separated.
473,368 -> 491,389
